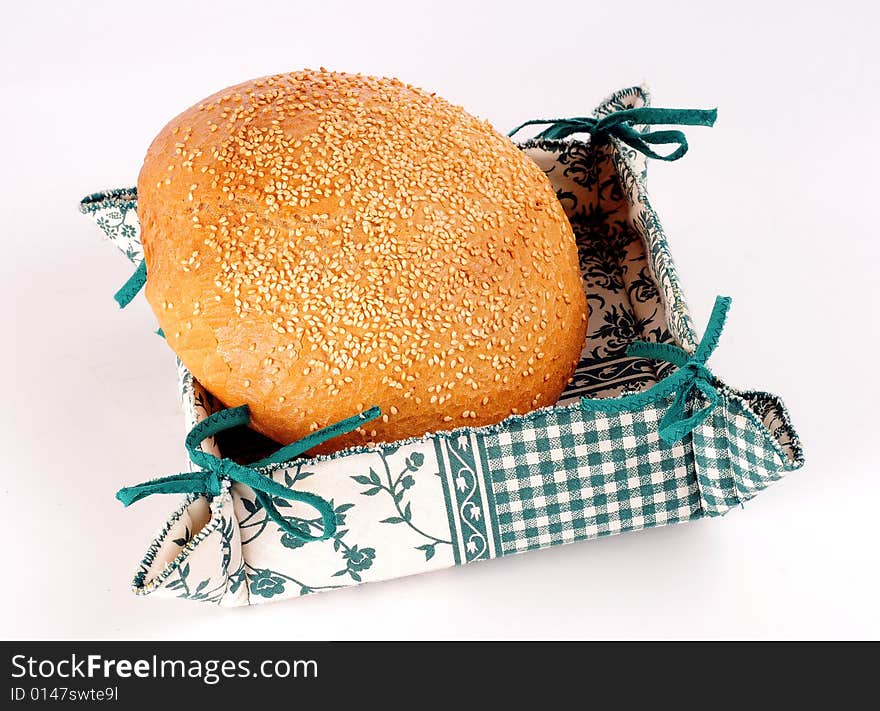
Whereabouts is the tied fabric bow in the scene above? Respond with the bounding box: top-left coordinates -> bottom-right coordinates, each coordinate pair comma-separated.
508,106 -> 717,161
626,296 -> 731,444
116,404 -> 382,542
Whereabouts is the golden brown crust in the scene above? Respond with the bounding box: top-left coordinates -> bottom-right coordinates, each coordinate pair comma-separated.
138,70 -> 587,454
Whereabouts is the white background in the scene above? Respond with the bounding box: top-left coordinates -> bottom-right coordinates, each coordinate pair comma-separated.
1,0 -> 877,640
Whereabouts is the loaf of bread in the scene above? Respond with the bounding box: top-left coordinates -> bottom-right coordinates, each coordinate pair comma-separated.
138,69 -> 587,454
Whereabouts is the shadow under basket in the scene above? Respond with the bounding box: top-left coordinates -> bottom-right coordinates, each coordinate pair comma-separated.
81,86 -> 803,606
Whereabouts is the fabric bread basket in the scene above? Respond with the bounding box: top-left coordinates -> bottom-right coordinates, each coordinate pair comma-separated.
80,85 -> 803,606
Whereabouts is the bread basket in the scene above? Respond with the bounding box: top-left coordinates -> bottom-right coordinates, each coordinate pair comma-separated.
80,86 -> 803,606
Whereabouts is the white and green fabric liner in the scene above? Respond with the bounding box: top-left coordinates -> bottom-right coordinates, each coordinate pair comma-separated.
80,85 -> 803,606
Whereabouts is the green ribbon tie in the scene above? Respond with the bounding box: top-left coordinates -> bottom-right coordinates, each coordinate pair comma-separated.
116,404 -> 382,542
114,259 -> 147,308
626,296 -> 731,443
508,106 -> 717,161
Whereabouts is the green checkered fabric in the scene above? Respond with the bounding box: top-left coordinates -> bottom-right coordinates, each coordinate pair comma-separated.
483,399 -> 702,554
691,391 -> 787,516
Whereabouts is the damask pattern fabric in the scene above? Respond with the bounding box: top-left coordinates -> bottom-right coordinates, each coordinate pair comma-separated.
524,133 -> 678,403
81,86 -> 803,606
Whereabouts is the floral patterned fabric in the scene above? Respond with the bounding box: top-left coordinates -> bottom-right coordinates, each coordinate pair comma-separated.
82,86 -> 803,606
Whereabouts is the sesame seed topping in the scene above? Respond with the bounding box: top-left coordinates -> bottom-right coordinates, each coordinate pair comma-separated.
141,69 -> 585,450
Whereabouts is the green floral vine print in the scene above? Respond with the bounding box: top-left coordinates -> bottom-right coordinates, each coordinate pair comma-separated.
335,545 -> 376,581
159,510 -> 242,603
244,562 -> 343,598
218,508 -> 246,597
164,561 -> 228,603
351,449 -> 452,561
248,568 -> 287,599
234,460 -> 381,589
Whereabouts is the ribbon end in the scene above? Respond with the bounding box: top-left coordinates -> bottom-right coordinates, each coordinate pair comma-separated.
714,294 -> 732,312
115,487 -> 138,507
113,260 -> 147,309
